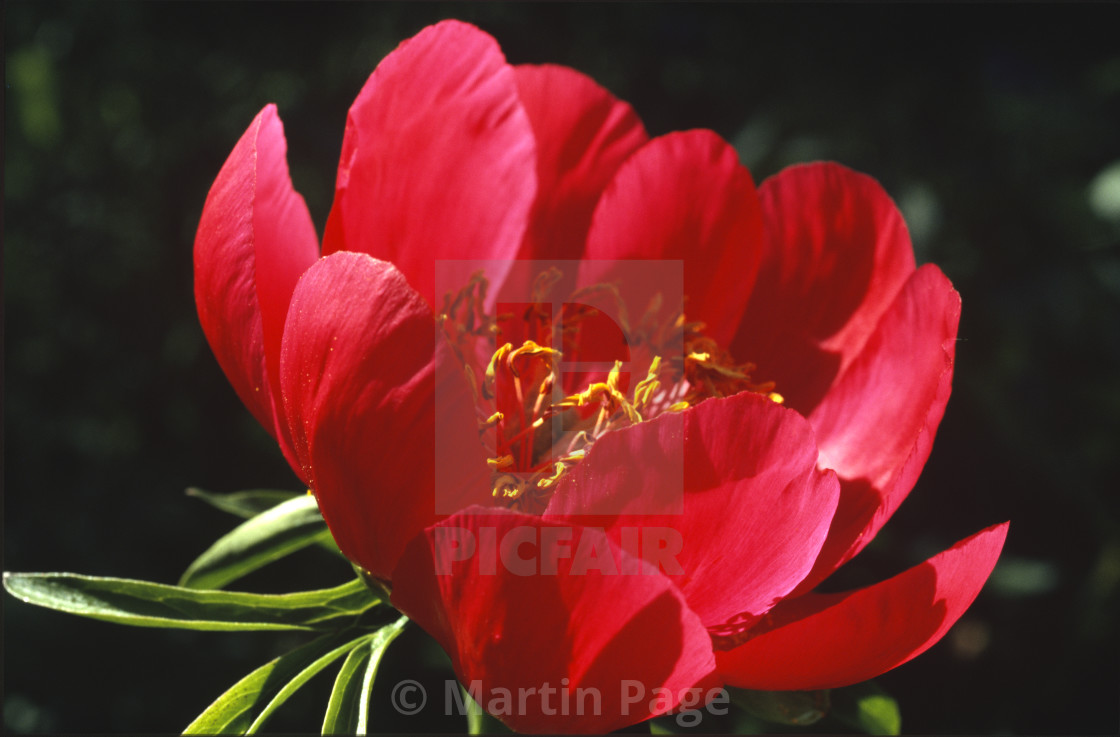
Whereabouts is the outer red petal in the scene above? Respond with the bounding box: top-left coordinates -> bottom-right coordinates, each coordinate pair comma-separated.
321,20 -> 536,308
391,509 -> 720,734
716,522 -> 1008,690
797,264 -> 960,590
278,252 -> 490,582
732,162 -> 916,414
514,64 -> 648,262
194,105 -> 318,472
581,130 -> 765,348
544,392 -> 840,631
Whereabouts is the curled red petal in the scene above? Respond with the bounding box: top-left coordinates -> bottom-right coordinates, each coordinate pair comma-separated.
514,64 -> 648,262
797,264 -> 961,590
581,130 -> 764,348
278,252 -> 490,582
733,162 -> 916,413
545,392 -> 840,631
391,508 -> 720,734
194,105 -> 318,473
716,522 -> 1008,690
321,20 -> 536,308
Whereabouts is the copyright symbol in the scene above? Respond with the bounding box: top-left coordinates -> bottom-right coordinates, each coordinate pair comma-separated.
391,679 -> 427,715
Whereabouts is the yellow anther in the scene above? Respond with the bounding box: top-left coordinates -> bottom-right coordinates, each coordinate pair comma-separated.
620,401 -> 643,425
667,401 -> 691,412
560,382 -> 603,408
479,411 -> 504,430
536,462 -> 569,490
606,360 -> 624,392
768,392 -> 785,405
633,356 -> 663,410
563,431 -> 592,456
556,369 -> 643,428
482,343 -> 513,399
507,341 -> 560,376
487,455 -> 515,470
492,473 -> 527,500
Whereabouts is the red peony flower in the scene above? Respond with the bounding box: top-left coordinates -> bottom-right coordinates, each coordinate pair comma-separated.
195,20 -> 1007,733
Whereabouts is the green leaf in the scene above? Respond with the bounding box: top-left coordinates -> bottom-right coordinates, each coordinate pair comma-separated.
186,487 -> 303,519
184,629 -> 368,734
832,682 -> 901,735
322,615 -> 409,735
728,687 -> 830,726
180,494 -> 341,590
3,572 -> 379,631
321,642 -> 375,734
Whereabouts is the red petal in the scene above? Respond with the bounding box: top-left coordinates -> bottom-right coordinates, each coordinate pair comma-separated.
391,509 -> 720,734
581,130 -> 764,347
321,20 -> 536,308
716,522 -> 1008,690
797,264 -> 960,590
278,252 -> 490,581
514,64 -> 648,261
194,105 -> 318,470
732,162 -> 916,413
544,392 -> 840,631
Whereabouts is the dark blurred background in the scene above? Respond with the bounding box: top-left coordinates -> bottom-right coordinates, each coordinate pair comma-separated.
4,2 -> 1119,734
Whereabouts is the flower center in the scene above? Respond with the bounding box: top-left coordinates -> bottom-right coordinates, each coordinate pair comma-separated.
438,268 -> 782,514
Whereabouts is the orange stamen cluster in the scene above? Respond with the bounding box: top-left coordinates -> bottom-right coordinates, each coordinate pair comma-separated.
438,269 -> 780,513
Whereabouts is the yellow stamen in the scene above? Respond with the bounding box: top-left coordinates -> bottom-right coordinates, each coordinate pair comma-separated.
482,343 -> 513,400
479,411 -> 504,431
487,455 -> 515,470
439,267 -> 781,513
507,341 -> 560,376
491,473 -> 527,500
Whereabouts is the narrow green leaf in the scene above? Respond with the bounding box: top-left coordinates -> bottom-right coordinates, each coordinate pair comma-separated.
832,682 -> 901,735
3,572 -> 379,631
321,641 -> 375,734
186,487 -> 303,519
321,615 -> 409,734
728,687 -> 830,726
180,494 -> 341,590
184,629 -> 366,734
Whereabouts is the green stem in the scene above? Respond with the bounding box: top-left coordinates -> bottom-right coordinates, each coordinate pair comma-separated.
463,686 -> 511,734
